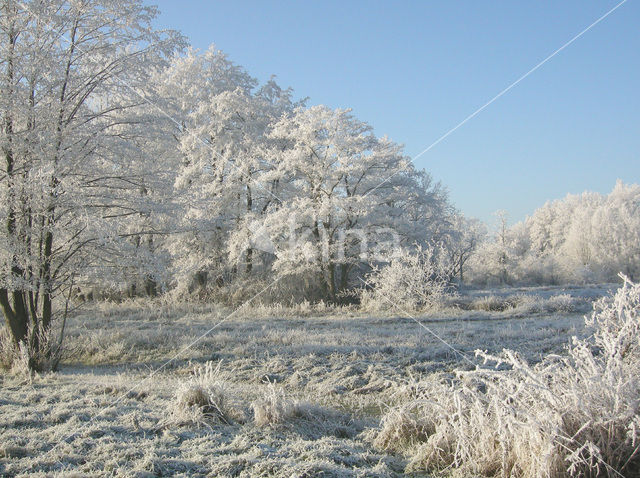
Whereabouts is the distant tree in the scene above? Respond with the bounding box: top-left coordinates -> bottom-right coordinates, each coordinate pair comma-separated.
495,210 -> 511,284
468,182 -> 640,286
445,214 -> 486,283
591,181 -> 640,281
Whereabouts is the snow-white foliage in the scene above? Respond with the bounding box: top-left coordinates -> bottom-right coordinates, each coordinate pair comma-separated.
263,106 -> 452,298
360,245 -> 454,311
469,181 -> 640,285
154,46 -> 298,294
442,213 -> 487,283
0,0 -> 184,365
1,1 -> 462,371
374,276 -> 640,476
158,82 -> 454,301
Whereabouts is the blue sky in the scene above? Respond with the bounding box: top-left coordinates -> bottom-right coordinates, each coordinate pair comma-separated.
152,0 -> 639,226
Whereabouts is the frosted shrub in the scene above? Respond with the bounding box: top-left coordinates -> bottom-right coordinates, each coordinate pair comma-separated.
546,294 -> 577,313
470,294 -> 544,313
163,361 -> 235,428
374,276 -> 640,477
509,293 -> 543,314
252,384 -> 303,426
471,294 -> 509,311
250,383 -> 323,427
361,245 -> 454,312
0,325 -> 62,375
373,403 -> 434,452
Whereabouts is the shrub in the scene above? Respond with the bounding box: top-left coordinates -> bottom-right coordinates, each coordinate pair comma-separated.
251,383 -> 307,427
360,245 -> 454,312
545,294 -> 577,313
508,293 -> 543,313
162,361 -> 236,428
0,325 -> 62,375
374,275 -> 640,477
471,294 -> 508,311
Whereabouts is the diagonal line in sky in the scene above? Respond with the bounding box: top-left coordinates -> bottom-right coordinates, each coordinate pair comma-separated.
363,0 -> 628,199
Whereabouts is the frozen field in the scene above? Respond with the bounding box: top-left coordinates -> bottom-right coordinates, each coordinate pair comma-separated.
0,285 -> 613,477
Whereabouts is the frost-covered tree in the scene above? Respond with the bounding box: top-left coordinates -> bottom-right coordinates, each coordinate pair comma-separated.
0,0 -> 182,368
590,181 -> 640,280
443,214 -> 486,283
360,244 -> 454,311
154,46 -> 297,293
0,1 -> 461,336
467,210 -> 515,285
468,182 -> 640,285
265,105 -> 452,300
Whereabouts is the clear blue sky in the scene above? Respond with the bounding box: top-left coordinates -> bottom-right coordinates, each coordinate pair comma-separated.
151,0 -> 639,225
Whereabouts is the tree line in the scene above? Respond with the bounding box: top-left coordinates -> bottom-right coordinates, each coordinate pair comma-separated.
0,0 -> 469,369
1,1 -> 637,370
468,181 -> 640,286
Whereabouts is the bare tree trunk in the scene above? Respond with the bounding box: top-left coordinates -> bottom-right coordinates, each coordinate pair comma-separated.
0,290 -> 29,346
144,277 -> 158,297
327,262 -> 336,301
1,18 -> 30,347
41,227 -> 54,331
246,185 -> 253,274
339,263 -> 349,292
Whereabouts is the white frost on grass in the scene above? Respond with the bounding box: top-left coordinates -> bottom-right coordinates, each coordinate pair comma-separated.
0,284 -> 618,476
160,361 -> 240,429
374,277 -> 640,477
